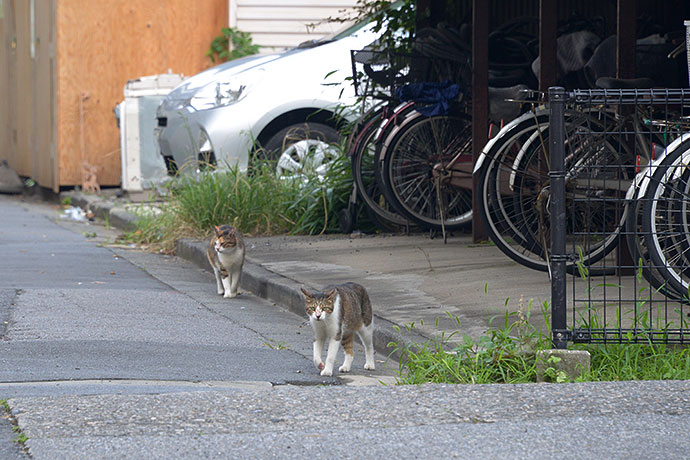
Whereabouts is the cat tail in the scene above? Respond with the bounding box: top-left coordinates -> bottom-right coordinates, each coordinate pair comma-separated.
360,288 -> 373,326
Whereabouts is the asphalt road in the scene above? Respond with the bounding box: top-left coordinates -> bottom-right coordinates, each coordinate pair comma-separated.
1,195 -> 690,460
0,195 -> 391,459
0,197 -> 354,389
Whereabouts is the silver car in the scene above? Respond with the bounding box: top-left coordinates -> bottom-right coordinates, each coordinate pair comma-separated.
155,20 -> 380,177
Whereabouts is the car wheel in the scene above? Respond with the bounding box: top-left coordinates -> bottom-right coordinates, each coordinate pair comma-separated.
259,123 -> 341,179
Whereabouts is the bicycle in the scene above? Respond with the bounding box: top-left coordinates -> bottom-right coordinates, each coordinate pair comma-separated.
473,81 -> 682,273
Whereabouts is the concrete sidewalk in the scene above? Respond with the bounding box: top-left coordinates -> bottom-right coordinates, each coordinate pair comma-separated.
66,191 -> 554,358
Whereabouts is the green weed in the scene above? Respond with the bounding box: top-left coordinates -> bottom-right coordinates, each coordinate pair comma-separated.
576,341 -> 690,381
13,432 -> 28,444
122,150 -> 355,252
261,339 -> 289,350
390,298 -> 690,385
391,301 -> 549,384
1,400 -> 27,445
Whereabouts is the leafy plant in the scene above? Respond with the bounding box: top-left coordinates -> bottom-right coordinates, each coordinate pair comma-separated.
542,355 -> 569,383
206,27 -> 260,63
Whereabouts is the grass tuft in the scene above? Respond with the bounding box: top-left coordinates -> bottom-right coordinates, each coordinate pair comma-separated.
391,300 -> 690,385
118,151 -> 356,251
392,301 -> 549,384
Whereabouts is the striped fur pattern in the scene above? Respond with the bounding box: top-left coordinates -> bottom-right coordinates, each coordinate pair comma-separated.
300,282 -> 375,376
207,225 -> 245,298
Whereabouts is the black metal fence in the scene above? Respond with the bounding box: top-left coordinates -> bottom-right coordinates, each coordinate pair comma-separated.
548,87 -> 690,347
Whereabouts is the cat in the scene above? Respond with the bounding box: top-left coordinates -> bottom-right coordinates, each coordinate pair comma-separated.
300,282 -> 375,376
207,225 -> 245,298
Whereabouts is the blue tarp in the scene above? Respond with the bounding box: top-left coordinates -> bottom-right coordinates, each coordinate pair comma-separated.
394,80 -> 460,116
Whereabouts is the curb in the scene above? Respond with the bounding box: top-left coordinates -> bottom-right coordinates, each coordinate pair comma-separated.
177,238 -> 426,362
63,191 -> 429,362
68,194 -> 139,232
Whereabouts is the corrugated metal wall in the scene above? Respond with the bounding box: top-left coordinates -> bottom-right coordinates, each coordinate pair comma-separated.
230,0 -> 359,52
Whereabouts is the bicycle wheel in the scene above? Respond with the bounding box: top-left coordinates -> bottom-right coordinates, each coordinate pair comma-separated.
624,191 -> 677,297
378,112 -> 473,231
476,109 -> 631,271
350,105 -> 414,232
642,139 -> 690,296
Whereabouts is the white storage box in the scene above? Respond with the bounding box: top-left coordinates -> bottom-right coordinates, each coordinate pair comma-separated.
118,73 -> 184,192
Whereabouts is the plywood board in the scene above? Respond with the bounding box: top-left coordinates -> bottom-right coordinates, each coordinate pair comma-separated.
12,0 -> 31,178
0,0 -> 10,170
56,0 -> 227,187
31,0 -> 56,190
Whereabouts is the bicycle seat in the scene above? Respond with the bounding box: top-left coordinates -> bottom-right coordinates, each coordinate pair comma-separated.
489,84 -> 529,101
595,77 -> 655,89
488,84 -> 529,124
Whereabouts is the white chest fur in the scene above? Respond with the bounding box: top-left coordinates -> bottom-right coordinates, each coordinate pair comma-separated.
217,245 -> 243,268
212,244 -> 244,298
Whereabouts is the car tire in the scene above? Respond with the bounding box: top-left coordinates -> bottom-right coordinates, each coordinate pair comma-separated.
253,122 -> 341,170
264,122 -> 340,154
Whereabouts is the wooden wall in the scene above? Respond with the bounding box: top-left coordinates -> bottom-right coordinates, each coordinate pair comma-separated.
1,0 -> 33,182
0,0 -> 57,190
0,1 -> 8,176
56,0 -> 228,189
34,0 -> 57,189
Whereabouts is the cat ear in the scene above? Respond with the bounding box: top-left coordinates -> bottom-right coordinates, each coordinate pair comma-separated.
214,225 -> 221,235
325,288 -> 337,298
229,227 -> 236,235
300,287 -> 313,298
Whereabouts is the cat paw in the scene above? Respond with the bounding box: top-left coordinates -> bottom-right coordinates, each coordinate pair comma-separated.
364,362 -> 376,371
338,365 -> 351,373
223,292 -> 237,299
217,290 -> 225,296
320,368 -> 333,377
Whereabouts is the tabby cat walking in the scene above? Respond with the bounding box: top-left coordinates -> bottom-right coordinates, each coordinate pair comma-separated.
301,282 -> 375,376
207,225 -> 245,298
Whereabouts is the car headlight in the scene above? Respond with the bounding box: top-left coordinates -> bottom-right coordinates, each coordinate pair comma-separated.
188,80 -> 247,112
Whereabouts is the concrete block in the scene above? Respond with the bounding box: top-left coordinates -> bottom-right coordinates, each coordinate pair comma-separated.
0,161 -> 23,194
536,349 -> 590,382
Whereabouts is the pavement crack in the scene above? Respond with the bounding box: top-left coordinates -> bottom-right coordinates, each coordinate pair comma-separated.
1,289 -> 22,341
444,408 -> 494,424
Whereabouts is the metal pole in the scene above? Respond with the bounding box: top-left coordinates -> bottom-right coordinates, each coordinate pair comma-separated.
471,0 -> 489,243
548,86 -> 568,349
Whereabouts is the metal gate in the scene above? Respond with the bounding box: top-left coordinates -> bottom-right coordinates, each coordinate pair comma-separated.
548,87 -> 690,347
